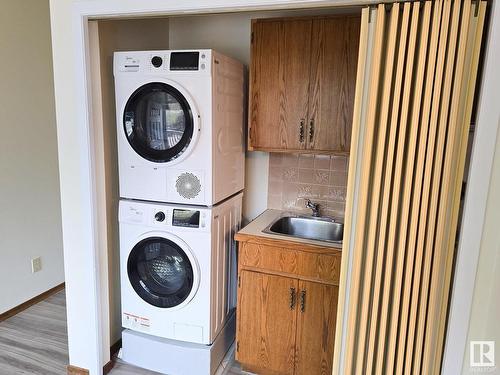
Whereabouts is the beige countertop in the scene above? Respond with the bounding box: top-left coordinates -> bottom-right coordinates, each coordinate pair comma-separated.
237,209 -> 343,250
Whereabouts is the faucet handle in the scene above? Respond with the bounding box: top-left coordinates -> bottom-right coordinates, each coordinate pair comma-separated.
305,199 -> 320,216
305,199 -> 317,207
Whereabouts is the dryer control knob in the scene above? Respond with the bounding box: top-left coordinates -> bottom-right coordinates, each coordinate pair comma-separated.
151,56 -> 163,68
155,211 -> 165,222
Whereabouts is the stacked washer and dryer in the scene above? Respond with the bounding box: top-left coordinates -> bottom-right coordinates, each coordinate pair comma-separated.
114,50 -> 245,375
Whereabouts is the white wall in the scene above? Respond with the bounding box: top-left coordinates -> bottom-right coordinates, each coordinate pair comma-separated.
441,0 -> 500,372
169,12 -> 271,222
49,0 -> 104,371
0,0 -> 64,314
95,17 -> 171,346
49,3 -> 367,372
169,8 -> 352,222
461,124 -> 500,374
48,1 -> 497,373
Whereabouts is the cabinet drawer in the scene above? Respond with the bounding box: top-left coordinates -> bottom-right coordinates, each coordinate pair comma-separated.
239,243 -> 297,274
297,251 -> 341,285
239,242 -> 341,285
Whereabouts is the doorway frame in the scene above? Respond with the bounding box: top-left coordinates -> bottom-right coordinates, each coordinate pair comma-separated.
51,0 -> 500,373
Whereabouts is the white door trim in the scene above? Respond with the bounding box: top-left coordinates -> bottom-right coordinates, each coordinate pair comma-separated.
441,0 -> 500,373
57,1 -> 498,373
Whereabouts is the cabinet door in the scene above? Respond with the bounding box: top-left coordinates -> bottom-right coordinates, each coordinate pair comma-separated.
307,16 -> 360,152
249,19 -> 312,151
295,280 -> 339,375
236,270 -> 298,374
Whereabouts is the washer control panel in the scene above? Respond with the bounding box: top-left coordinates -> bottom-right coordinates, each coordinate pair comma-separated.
119,200 -> 209,231
172,209 -> 200,228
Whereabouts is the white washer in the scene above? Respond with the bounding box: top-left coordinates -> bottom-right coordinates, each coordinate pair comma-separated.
119,193 -> 242,345
114,49 -> 245,206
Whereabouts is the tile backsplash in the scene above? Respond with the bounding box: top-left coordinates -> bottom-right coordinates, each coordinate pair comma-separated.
267,153 -> 349,219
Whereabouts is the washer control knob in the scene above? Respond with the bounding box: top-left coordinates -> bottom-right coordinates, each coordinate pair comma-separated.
151,56 -> 163,68
155,211 -> 165,222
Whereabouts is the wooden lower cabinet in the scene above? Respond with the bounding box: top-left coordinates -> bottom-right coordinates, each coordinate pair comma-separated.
237,271 -> 298,374
236,260 -> 339,374
295,280 -> 338,375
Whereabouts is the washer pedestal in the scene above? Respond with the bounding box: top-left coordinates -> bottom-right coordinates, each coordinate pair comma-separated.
121,310 -> 235,375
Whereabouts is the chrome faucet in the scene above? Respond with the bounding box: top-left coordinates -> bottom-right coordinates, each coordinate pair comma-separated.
305,199 -> 320,217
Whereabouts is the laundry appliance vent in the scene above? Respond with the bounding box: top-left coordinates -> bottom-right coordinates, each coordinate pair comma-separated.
175,172 -> 202,199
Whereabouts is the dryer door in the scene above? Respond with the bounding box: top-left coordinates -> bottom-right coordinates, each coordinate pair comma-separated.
123,82 -> 194,163
127,236 -> 195,308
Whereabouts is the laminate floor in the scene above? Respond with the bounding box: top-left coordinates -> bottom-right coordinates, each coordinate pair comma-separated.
0,290 -> 68,375
0,290 -> 250,375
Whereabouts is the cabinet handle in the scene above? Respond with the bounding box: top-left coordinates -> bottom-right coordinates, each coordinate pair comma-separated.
290,287 -> 297,310
309,119 -> 315,143
299,119 -> 305,143
300,290 -> 306,313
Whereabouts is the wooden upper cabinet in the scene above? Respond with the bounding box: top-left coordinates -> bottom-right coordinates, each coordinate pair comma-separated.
249,15 -> 360,154
249,19 -> 312,151
308,17 -> 360,153
236,270 -> 298,375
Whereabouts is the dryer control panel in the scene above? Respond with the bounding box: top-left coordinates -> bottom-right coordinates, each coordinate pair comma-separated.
170,52 -> 200,71
114,49 -> 212,75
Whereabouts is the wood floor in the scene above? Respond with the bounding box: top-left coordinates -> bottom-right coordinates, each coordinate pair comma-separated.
0,290 -> 249,375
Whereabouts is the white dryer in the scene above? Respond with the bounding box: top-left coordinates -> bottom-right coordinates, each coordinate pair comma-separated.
119,193 -> 242,345
114,49 -> 245,206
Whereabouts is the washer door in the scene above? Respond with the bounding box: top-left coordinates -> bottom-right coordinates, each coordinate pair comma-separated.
127,236 -> 195,308
123,82 -> 194,163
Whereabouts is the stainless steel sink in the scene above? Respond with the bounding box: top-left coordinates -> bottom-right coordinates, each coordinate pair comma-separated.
263,215 -> 343,243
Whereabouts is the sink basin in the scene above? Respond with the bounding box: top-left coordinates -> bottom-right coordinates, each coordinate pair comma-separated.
263,215 -> 343,243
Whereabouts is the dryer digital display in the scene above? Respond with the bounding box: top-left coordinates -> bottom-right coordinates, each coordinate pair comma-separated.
172,209 -> 200,228
170,52 -> 199,71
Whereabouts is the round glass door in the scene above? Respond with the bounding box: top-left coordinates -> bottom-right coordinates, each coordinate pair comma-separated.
123,82 -> 194,163
127,237 -> 195,308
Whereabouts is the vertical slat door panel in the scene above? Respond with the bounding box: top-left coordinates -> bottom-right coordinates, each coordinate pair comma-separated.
383,5 -> 421,374
340,1 -> 487,374
332,7 -> 371,374
409,0 -> 454,372
344,5 -> 386,374
422,1 -> 475,372
363,5 -> 400,374
394,3 -> 432,374
374,4 -> 413,374
422,0 -> 471,367
432,6 -> 487,374
414,1 -> 462,372
403,2 -> 444,372
368,4 -> 409,371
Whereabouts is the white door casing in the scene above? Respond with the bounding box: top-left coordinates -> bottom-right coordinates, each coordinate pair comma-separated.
48,1 -> 500,374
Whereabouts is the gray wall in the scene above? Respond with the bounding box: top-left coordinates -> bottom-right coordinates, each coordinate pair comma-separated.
0,0 -> 64,313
